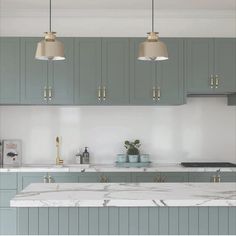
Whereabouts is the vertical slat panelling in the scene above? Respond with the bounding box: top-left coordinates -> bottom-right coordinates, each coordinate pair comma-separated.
159,208 -> 169,235
199,207 -> 209,235
178,207 -> 188,235
108,207 -> 119,235
119,208 -> 129,235
18,208 -> 29,235
219,207 -> 229,235
229,207 -> 236,235
209,207 -> 219,235
59,208 -> 69,235
189,207 -> 199,235
69,208 -> 79,235
128,207 -> 139,235
39,208 -> 49,235
168,207 -> 179,235
139,208 -> 149,235
49,208 -> 59,235
89,208 -> 99,235
29,208 -> 39,235
148,207 -> 158,235
79,208 -> 89,235
99,208 -> 109,235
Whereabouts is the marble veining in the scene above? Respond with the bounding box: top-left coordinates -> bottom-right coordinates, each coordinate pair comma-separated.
10,182 -> 236,207
1,163 -> 236,172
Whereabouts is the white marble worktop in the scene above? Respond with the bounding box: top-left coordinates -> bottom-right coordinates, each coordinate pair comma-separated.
1,163 -> 236,172
11,182 -> 236,207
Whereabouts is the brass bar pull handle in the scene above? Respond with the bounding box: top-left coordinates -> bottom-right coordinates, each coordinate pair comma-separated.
98,86 -> 101,101
103,86 -> 106,101
215,75 -> 219,88
43,87 -> 47,101
152,86 -> 156,100
48,87 -> 52,101
157,87 -> 161,101
210,75 -> 214,88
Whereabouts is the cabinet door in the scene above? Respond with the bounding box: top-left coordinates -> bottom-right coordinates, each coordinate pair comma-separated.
0,38 -> 20,104
78,173 -> 100,182
74,38 -> 102,105
130,38 -> 156,105
102,38 -> 129,105
21,38 -> 48,104
214,38 -> 236,93
156,38 -> 185,105
0,208 -> 17,235
189,172 -> 236,182
49,173 -> 79,183
48,38 -> 74,105
186,39 -> 214,94
18,173 -> 47,191
102,173 -> 131,182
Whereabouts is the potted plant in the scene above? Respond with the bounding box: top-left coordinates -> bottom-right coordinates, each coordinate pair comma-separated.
124,140 -> 141,163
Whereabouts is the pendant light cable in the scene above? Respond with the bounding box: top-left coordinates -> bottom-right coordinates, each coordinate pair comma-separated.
152,0 -> 154,32
49,0 -> 52,32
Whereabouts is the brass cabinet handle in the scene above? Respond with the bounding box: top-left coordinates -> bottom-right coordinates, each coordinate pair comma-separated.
157,87 -> 161,101
153,175 -> 166,182
48,87 -> 52,101
98,86 -> 101,101
152,86 -> 156,100
43,87 -> 47,101
210,75 -> 214,88
215,75 -> 220,89
100,175 -> 109,183
103,86 -> 106,101
43,176 -> 48,183
48,176 -> 53,183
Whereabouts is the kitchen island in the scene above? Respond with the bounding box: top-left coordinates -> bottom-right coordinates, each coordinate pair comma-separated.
11,182 -> 236,235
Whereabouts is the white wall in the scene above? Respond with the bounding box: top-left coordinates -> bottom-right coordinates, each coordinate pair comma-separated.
0,97 -> 235,164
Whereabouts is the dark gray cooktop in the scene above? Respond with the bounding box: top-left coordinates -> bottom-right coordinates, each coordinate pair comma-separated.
181,162 -> 236,167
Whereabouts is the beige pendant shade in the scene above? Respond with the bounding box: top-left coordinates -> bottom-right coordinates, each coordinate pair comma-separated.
35,32 -> 65,61
138,32 -> 168,61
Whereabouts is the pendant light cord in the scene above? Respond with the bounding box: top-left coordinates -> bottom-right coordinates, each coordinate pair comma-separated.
49,0 -> 52,32
152,0 -> 154,32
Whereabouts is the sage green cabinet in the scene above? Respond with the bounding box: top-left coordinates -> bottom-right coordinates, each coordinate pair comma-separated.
130,38 -> 185,105
0,38 -> 20,104
74,38 -> 129,105
189,172 -> 236,182
74,38 -> 102,105
21,38 -> 74,105
186,38 -> 236,94
101,38 -> 130,105
20,38 -> 48,104
47,38 -> 74,105
0,208 -> 17,235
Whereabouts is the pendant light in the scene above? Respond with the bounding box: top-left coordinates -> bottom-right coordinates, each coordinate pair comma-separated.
138,0 -> 168,61
35,0 -> 65,60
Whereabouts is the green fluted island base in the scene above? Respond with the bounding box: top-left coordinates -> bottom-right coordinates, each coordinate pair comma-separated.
17,207 -> 236,235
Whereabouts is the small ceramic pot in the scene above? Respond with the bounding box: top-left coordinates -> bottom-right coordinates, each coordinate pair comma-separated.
116,154 -> 127,163
140,154 -> 150,163
128,155 -> 139,163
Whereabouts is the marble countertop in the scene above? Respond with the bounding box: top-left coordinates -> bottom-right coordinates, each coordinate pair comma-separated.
10,182 -> 236,207
1,163 -> 236,172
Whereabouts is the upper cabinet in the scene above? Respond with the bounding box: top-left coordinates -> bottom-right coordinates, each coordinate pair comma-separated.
0,38 -> 20,104
186,38 -> 236,94
130,38 -> 185,105
21,38 -> 48,104
74,38 -> 129,105
21,38 -> 74,105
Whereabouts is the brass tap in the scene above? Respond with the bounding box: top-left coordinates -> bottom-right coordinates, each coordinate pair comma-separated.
56,136 -> 63,166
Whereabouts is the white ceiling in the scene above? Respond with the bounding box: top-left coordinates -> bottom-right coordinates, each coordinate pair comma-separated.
1,0 -> 236,10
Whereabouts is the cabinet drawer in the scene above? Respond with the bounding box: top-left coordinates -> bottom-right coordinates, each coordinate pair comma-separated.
0,190 -> 17,207
0,173 -> 17,189
0,208 -> 17,235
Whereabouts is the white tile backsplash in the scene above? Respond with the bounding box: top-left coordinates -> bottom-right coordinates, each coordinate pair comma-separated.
0,97 -> 235,164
